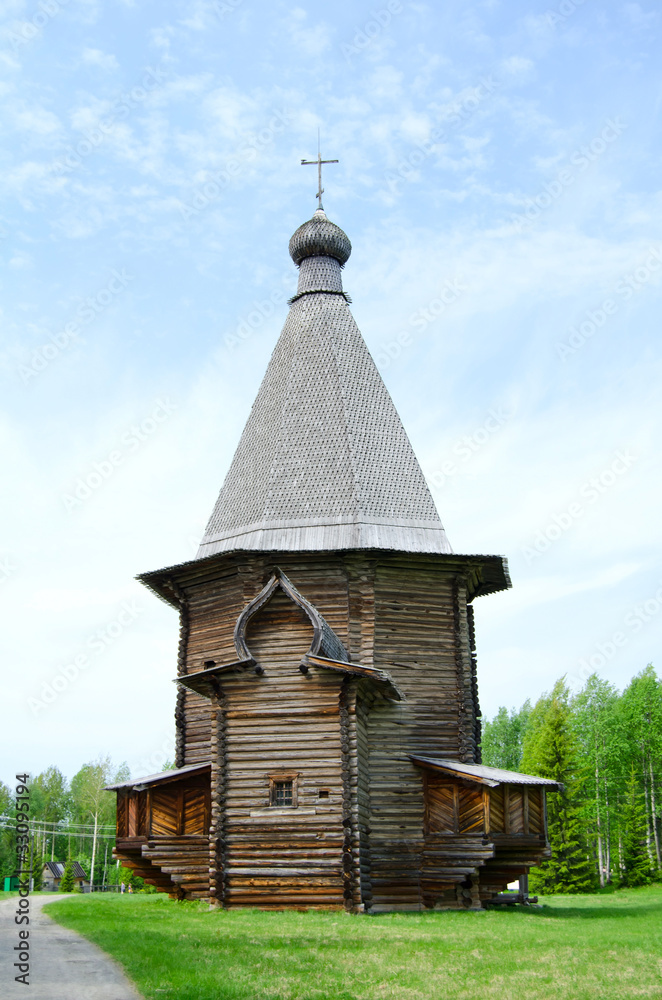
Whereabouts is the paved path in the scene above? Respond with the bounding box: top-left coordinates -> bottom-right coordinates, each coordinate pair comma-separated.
0,894 -> 143,999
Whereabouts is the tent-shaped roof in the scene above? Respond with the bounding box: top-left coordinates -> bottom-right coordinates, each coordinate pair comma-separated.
197,209 -> 452,558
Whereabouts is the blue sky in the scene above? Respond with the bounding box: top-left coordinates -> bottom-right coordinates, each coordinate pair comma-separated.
1,0 -> 661,786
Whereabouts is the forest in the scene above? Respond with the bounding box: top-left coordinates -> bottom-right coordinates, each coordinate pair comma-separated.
2,664 -> 660,894
481,663 -> 661,892
0,755 -> 134,889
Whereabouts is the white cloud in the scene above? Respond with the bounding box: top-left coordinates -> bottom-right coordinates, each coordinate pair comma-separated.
8,249 -> 32,268
81,47 -> 119,71
14,105 -> 61,135
285,7 -> 332,57
501,55 -> 534,75
622,3 -> 659,28
28,585 -> 138,612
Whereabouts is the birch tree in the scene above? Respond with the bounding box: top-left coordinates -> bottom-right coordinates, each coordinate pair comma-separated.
572,675 -> 618,885
618,666 -> 662,870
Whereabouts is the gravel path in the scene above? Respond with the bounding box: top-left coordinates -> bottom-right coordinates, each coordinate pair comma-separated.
0,894 -> 143,999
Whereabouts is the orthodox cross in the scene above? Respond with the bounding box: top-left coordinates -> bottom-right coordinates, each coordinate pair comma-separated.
301,132 -> 338,211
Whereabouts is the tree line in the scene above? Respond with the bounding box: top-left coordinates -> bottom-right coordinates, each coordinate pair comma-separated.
0,755 -> 129,890
481,663 -> 662,893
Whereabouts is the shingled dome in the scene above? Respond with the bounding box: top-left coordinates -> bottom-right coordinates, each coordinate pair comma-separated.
289,208 -> 352,265
197,207 -> 452,558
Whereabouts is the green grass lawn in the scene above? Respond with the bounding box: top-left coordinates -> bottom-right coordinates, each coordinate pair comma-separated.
45,886 -> 662,1000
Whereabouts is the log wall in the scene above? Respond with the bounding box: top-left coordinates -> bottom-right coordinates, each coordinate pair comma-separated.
210,586 -> 350,908
366,562 -> 476,909
151,550 -> 516,910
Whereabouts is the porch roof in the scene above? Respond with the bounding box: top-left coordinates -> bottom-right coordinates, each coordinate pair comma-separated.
105,762 -> 210,793
410,756 -> 562,790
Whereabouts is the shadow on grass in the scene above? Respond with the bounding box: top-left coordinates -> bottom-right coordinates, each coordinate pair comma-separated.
45,887 -> 662,926
526,902 -> 662,920
367,897 -> 662,923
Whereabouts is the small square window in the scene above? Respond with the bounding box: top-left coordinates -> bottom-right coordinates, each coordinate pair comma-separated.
318,789 -> 330,799
269,773 -> 298,808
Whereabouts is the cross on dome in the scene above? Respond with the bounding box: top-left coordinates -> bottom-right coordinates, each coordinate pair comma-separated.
301,131 -> 338,210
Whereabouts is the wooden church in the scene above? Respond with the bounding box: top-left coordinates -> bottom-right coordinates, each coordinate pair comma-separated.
108,193 -> 559,910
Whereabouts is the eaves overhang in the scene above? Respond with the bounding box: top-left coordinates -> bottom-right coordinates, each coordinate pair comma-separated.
137,550 -> 511,609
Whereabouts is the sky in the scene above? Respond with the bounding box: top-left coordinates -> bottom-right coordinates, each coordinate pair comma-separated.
1,0 -> 661,789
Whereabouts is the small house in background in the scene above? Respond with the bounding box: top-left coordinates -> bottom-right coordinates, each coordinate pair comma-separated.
42,861 -> 89,892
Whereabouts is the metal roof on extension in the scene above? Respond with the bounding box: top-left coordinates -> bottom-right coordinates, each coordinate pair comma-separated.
105,762 -> 210,792
410,756 -> 563,790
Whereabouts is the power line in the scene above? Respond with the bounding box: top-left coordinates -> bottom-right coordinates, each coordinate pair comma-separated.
0,821 -> 116,840
0,815 -> 114,831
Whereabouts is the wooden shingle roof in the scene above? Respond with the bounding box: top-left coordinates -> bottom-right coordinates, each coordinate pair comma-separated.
197,209 -> 452,559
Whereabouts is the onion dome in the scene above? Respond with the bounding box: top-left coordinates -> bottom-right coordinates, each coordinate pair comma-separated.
289,208 -> 352,266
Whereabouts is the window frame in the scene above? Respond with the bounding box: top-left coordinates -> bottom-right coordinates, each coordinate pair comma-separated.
268,771 -> 299,808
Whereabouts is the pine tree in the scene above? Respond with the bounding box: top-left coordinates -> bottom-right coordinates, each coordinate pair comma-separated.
521,678 -> 597,894
59,857 -> 76,893
31,853 -> 45,892
620,766 -> 656,887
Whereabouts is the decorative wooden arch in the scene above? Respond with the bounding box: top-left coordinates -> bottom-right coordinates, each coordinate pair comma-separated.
175,570 -> 401,701
233,569 -> 347,663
